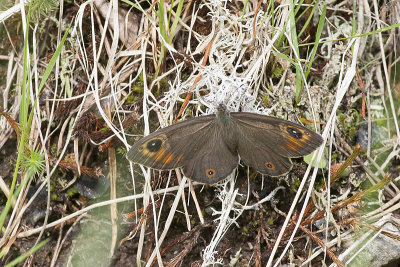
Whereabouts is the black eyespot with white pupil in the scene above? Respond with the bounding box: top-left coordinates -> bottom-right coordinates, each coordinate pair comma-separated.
265,162 -> 275,170
146,138 -> 162,152
206,169 -> 216,178
287,127 -> 303,139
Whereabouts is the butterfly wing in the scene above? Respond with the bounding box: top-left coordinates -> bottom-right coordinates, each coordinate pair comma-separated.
181,124 -> 239,184
237,143 -> 293,176
127,115 -> 215,170
127,114 -> 239,184
232,112 -> 323,176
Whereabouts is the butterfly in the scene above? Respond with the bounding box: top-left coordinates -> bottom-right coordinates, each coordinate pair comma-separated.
127,105 -> 323,184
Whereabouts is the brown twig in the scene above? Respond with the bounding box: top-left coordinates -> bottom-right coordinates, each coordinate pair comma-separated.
173,35 -> 215,123
355,67 -> 366,119
119,199 -> 162,246
149,223 -> 210,266
301,174 -> 392,226
291,144 -> 363,231
335,132 -> 397,197
274,207 -> 344,267
0,108 -> 22,138
50,155 -> 102,178
164,225 -> 206,267
254,210 -> 263,267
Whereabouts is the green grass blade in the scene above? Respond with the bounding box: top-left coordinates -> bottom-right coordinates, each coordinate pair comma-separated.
304,4 -> 326,79
4,240 -> 49,267
167,0 -> 184,43
288,0 -> 302,102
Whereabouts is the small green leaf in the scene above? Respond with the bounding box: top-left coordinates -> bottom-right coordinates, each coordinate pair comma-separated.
304,151 -> 326,169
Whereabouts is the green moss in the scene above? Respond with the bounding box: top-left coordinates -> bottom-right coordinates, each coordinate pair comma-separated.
99,127 -> 108,133
133,75 -> 145,93
289,177 -> 300,192
267,218 -> 274,226
262,95 -> 269,105
68,187 -> 77,197
348,126 -> 356,139
29,0 -> 59,22
126,94 -> 138,103
338,113 -> 346,123
270,65 -> 285,78
182,73 -> 189,81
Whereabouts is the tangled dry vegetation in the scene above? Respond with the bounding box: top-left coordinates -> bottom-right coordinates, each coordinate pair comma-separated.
1,0 -> 400,266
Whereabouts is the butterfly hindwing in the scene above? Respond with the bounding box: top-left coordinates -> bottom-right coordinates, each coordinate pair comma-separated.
237,142 -> 293,176
181,125 -> 239,184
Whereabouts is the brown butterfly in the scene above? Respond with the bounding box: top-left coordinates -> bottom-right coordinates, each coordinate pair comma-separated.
127,104 -> 323,184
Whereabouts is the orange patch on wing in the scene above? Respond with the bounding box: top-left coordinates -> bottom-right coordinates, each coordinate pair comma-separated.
286,142 -> 299,151
154,148 -> 166,161
289,136 -> 304,146
176,154 -> 184,162
286,136 -> 305,151
299,129 -> 311,140
162,153 -> 174,164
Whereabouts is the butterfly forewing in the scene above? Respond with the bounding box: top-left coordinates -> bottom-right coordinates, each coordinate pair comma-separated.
232,112 -> 323,158
127,115 -> 216,170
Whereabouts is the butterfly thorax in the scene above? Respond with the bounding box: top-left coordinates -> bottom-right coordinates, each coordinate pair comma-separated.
216,104 -> 231,126
215,105 -> 238,152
